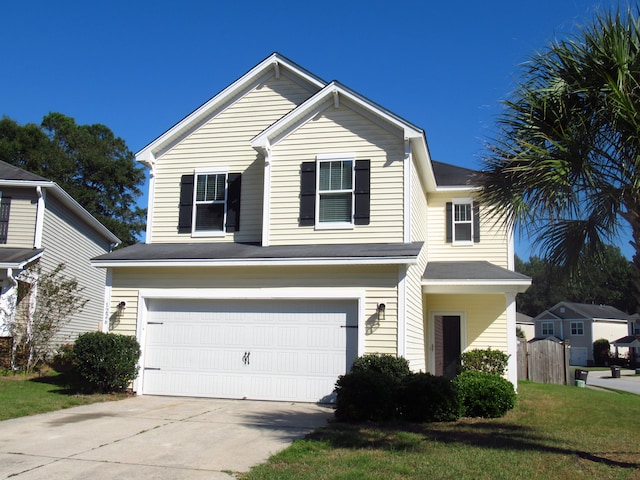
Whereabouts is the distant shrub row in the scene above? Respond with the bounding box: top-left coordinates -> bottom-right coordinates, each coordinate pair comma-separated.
335,352 -> 515,422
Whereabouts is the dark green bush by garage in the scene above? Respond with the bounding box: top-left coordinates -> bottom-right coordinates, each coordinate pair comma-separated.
453,370 -> 516,418
73,332 -> 140,393
400,372 -> 462,422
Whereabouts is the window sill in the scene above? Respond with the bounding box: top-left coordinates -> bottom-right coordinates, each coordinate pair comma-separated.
191,231 -> 226,238
315,223 -> 355,230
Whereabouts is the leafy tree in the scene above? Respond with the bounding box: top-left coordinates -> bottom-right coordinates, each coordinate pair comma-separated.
516,245 -> 635,316
480,5 -> 640,314
0,113 -> 146,246
9,262 -> 88,372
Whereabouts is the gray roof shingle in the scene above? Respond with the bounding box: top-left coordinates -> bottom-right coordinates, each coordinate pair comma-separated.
431,161 -> 479,187
0,160 -> 50,182
423,261 -> 530,281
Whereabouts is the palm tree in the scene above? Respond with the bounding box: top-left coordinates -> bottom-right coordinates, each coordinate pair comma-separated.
481,4 -> 640,312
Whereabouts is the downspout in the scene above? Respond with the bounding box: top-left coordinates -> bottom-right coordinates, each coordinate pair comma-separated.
34,186 -> 45,248
505,293 -> 518,390
261,142 -> 272,247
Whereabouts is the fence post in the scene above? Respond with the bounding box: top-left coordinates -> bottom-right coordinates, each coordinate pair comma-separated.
563,340 -> 571,385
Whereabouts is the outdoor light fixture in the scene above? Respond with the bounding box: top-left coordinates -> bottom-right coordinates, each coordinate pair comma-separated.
117,301 -> 126,312
377,303 -> 386,320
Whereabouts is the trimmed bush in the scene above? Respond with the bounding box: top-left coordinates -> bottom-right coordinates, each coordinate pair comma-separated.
350,354 -> 410,379
593,338 -> 611,366
459,348 -> 509,376
73,332 -> 140,393
400,372 -> 462,422
454,371 -> 516,418
335,369 -> 399,421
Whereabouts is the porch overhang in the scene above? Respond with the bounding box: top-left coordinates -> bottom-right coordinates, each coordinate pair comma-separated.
422,261 -> 531,295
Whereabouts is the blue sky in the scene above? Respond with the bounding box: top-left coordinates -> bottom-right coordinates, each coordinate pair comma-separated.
1,0 -> 629,258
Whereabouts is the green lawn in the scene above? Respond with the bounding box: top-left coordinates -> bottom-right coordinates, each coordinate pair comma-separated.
0,371 -> 128,421
242,381 -> 640,480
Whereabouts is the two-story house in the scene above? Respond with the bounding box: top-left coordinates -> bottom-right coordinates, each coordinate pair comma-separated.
92,54 -> 530,402
0,161 -> 120,367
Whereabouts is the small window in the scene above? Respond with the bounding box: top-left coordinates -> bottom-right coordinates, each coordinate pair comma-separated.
571,321 -> 584,336
446,198 -> 479,244
542,322 -> 554,336
317,156 -> 354,226
193,171 -> 227,233
634,322 -> 640,335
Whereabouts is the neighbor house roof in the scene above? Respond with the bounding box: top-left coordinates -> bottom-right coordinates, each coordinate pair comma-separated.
422,261 -> 531,294
612,335 -> 640,348
0,248 -> 44,269
91,242 -> 424,267
0,160 -> 120,245
535,301 -> 631,322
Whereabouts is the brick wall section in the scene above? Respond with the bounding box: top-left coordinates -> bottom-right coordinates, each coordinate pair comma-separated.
0,337 -> 12,369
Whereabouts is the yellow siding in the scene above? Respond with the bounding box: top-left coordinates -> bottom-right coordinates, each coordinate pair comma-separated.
3,188 -> 36,248
41,195 -> 112,344
426,192 -> 509,267
425,293 -> 507,371
268,100 -> 405,245
405,161 -> 428,370
110,265 -> 400,354
151,72 -> 316,244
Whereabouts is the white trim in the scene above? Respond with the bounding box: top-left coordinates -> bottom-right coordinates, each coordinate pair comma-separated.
422,280 -> 531,294
34,186 -> 44,248
133,287 -> 366,396
428,310 -> 466,375
436,186 -> 483,192
92,256 -> 419,268
403,141 -> 412,244
145,159 -> 156,244
505,293 -> 518,389
261,144 -> 272,246
102,268 -> 112,332
507,223 -> 515,270
397,265 -> 407,358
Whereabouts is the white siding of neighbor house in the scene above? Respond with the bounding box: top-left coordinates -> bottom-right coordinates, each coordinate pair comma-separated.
40,194 -> 112,345
109,264 -> 401,355
425,293 -> 507,371
404,160 -> 428,371
426,192 -> 509,268
150,72 -> 317,244
2,187 -> 37,248
267,99 -> 406,245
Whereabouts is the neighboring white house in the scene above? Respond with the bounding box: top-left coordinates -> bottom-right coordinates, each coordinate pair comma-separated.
612,313 -> 640,365
92,53 -> 530,402
533,301 -> 630,366
0,161 -> 119,367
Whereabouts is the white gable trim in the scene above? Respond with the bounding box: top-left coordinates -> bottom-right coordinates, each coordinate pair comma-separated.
137,53 -> 326,165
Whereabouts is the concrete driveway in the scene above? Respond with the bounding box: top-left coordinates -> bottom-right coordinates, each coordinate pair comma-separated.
0,395 -> 334,479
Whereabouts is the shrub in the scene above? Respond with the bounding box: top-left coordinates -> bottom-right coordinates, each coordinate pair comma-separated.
400,372 -> 461,422
454,371 -> 516,418
73,332 -> 140,393
593,339 -> 611,366
459,348 -> 509,376
335,354 -> 410,422
350,354 -> 410,380
49,343 -> 76,373
335,369 -> 399,421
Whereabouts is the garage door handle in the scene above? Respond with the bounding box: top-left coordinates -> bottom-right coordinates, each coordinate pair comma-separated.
242,351 -> 251,365
145,367 -> 161,371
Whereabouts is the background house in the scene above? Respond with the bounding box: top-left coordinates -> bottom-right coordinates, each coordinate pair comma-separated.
533,301 -> 629,365
0,161 -> 119,367
516,312 -> 534,339
612,313 -> 640,365
92,53 -> 530,402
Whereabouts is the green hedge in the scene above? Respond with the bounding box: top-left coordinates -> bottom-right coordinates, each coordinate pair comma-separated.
73,332 -> 140,393
453,371 -> 516,418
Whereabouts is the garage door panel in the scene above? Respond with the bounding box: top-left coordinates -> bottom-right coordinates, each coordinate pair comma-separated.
142,299 -> 357,402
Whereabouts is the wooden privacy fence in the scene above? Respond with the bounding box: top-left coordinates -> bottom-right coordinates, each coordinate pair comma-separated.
517,338 -> 571,385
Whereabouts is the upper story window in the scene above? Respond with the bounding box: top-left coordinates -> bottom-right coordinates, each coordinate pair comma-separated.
299,155 -> 370,228
542,322 -> 554,336
633,322 -> 640,335
178,169 -> 242,236
318,157 -> 353,226
570,321 -> 584,336
446,198 -> 479,245
194,171 -> 227,233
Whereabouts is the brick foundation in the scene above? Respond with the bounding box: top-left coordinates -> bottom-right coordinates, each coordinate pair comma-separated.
0,337 -> 13,369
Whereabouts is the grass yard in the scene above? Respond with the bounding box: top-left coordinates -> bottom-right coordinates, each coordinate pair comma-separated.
0,371 -> 128,421
243,381 -> 640,480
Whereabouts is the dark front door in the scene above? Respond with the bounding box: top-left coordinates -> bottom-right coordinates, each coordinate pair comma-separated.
434,315 -> 461,379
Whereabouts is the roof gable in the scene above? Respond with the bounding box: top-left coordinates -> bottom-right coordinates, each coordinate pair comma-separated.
549,301 -> 630,320
136,53 -> 326,166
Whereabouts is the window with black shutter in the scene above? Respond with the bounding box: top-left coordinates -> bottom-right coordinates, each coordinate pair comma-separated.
446,199 -> 479,244
0,197 -> 11,244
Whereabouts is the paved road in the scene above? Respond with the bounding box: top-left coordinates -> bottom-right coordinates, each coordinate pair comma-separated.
583,368 -> 640,395
0,395 -> 333,479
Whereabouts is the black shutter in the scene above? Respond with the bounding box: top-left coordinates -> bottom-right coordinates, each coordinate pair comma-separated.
299,161 -> 316,226
473,201 -> 480,243
445,202 -> 452,243
354,159 -> 370,225
0,197 -> 11,244
225,173 -> 242,232
178,175 -> 194,234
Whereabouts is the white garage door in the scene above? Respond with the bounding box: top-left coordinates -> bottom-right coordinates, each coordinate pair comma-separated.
570,347 -> 588,366
141,298 -> 358,402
